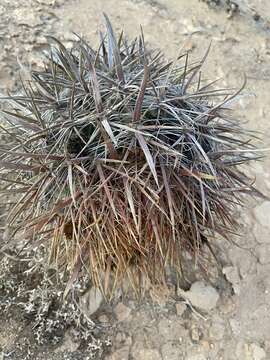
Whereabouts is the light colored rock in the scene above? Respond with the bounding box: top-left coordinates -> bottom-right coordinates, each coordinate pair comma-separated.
106,346 -> 130,360
158,317 -> 186,342
253,223 -> 270,245
132,348 -> 162,360
228,248 -> 255,279
200,340 -> 211,352
190,326 -> 203,343
250,343 -> 266,360
209,319 -> 225,341
161,341 -> 182,360
13,8 -> 42,27
256,244 -> 270,264
115,332 -> 132,347
79,287 -> 103,316
187,354 -> 207,360
253,202 -> 270,228
223,266 -> 241,295
229,319 -> 241,336
235,341 -> 266,360
178,281 -> 219,311
35,0 -> 54,5
175,302 -> 187,316
98,314 -> 109,323
220,297 -> 236,314
115,303 -> 131,322
236,341 -> 250,360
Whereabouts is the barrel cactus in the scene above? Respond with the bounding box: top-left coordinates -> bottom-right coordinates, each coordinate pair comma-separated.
0,15 -> 262,296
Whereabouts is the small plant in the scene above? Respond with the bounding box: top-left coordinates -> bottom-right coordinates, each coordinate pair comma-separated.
0,253 -> 110,357
0,15 -> 263,296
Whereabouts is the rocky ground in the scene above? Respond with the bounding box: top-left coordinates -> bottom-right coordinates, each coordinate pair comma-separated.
1,0 -> 270,359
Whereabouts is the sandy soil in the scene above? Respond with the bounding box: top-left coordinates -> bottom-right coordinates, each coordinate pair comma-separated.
0,0 -> 270,359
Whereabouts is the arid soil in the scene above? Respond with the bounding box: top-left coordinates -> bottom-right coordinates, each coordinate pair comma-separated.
1,0 -> 270,359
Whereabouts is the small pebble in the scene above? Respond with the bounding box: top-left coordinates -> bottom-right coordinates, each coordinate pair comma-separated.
115,303 -> 131,322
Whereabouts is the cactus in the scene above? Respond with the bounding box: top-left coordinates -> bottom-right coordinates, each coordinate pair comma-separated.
0,15 -> 263,296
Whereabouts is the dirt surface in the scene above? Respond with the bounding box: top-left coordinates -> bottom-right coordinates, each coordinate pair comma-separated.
1,0 -> 270,359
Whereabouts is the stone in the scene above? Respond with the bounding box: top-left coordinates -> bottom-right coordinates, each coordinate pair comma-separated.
200,340 -> 211,352
229,319 -> 241,336
187,354 -> 207,360
35,0 -> 55,5
190,327 -> 203,343
228,248 -> 255,278
253,223 -> 270,245
254,202 -> 270,228
13,8 -> 42,27
98,314 -> 109,323
158,317 -> 186,342
106,346 -> 130,360
115,332 -> 132,347
175,302 -> 187,316
235,341 -> 248,359
235,341 -> 264,360
209,318 -> 225,341
220,297 -> 236,315
222,266 -> 241,295
178,281 -> 219,311
161,341 -> 182,360
256,244 -> 270,264
79,287 -> 103,316
132,348 -> 162,360
250,343 -> 266,360
115,303 -> 131,322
